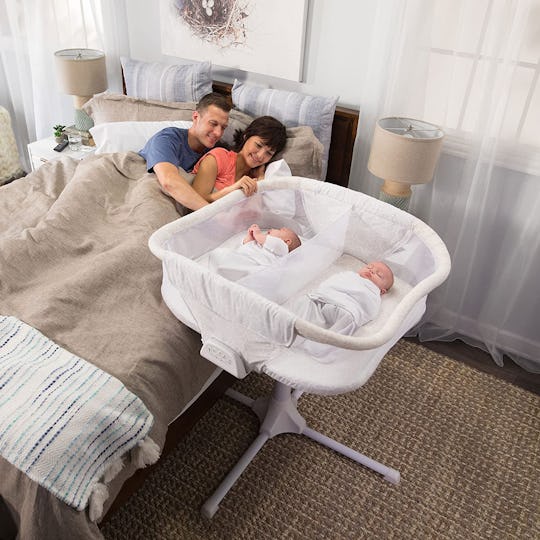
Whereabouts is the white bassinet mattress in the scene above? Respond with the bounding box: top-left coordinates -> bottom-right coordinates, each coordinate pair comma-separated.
149,177 -> 450,395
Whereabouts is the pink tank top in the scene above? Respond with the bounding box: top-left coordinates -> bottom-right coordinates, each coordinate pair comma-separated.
192,148 -> 238,191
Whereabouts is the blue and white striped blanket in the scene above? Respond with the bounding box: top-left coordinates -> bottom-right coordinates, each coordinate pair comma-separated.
0,315 -> 156,514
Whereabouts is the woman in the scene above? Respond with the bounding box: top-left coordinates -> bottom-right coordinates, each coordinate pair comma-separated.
191,116 -> 287,202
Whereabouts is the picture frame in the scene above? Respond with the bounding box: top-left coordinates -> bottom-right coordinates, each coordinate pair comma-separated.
160,0 -> 309,81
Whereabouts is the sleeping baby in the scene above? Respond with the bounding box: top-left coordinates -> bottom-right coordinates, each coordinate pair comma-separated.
292,261 -> 394,360
207,223 -> 301,281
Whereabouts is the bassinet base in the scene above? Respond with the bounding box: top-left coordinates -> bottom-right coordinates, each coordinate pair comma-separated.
201,381 -> 400,519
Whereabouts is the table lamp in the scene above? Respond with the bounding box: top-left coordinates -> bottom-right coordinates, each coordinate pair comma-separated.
54,48 -> 107,132
367,117 -> 444,211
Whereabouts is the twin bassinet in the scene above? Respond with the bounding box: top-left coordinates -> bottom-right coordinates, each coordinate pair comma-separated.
149,177 -> 450,394
148,177 -> 451,517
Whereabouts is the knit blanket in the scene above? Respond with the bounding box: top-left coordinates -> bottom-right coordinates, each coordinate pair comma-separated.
0,315 -> 159,517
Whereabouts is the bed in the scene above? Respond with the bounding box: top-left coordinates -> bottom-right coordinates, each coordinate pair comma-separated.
0,58 -> 360,540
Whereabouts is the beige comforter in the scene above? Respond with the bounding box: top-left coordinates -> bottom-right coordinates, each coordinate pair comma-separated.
0,152 -> 215,539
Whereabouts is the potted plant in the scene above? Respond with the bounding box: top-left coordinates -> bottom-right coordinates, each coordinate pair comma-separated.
53,125 -> 66,143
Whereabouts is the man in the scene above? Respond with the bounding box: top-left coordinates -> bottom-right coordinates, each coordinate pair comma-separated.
139,92 -> 231,211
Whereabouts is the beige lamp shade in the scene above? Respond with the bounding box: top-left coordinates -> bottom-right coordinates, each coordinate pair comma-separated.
368,117 -> 444,185
54,48 -> 107,107
55,48 -> 107,132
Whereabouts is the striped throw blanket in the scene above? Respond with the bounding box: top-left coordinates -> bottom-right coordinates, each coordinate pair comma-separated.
0,315 -> 157,515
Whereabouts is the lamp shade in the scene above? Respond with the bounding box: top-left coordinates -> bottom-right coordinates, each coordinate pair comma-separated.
54,48 -> 107,98
368,117 -> 444,185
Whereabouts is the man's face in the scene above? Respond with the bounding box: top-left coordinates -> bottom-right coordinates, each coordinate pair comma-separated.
190,105 -> 229,150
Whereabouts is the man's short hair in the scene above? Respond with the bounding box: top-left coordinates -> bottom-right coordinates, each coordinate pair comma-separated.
196,92 -> 232,114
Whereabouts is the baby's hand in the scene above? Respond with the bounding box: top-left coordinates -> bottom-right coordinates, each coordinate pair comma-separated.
243,224 -> 260,244
248,224 -> 266,245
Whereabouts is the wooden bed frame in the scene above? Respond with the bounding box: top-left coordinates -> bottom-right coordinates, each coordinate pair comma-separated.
102,81 -> 360,524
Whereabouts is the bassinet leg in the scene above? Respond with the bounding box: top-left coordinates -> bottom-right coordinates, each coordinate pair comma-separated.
302,427 -> 401,484
225,388 -> 254,408
202,383 -> 305,518
201,431 -> 270,519
202,381 -> 400,518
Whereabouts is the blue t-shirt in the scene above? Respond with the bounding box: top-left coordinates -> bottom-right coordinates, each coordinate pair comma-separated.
139,127 -> 207,172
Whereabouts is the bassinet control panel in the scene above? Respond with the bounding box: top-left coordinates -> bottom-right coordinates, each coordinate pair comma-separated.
201,338 -> 247,379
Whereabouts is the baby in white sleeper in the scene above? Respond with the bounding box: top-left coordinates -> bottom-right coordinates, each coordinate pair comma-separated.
292,261 -> 394,361
208,223 -> 301,281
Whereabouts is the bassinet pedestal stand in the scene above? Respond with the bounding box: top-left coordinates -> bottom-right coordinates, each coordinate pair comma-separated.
201,381 -> 400,519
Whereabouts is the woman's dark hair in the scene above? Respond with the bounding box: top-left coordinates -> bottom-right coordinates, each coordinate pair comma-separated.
233,116 -> 287,156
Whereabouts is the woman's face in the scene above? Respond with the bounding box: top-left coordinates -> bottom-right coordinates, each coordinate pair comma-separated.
240,136 -> 276,168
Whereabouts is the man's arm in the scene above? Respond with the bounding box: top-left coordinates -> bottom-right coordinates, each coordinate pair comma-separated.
153,162 -> 209,211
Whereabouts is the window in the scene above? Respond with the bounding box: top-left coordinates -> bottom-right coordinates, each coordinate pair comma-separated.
423,0 -> 540,173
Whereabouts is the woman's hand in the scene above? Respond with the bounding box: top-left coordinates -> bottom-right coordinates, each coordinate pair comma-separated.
234,175 -> 258,197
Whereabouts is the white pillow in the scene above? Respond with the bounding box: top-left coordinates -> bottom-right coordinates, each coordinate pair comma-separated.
90,120 -> 193,154
264,159 -> 292,179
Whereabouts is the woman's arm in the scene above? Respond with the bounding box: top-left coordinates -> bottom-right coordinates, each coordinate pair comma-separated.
192,154 -> 260,203
210,176 -> 258,202
191,155 -> 220,202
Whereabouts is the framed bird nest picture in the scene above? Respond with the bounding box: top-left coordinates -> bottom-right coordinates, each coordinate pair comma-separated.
160,0 -> 309,81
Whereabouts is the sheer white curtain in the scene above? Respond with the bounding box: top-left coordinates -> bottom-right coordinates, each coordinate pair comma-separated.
0,0 -> 128,171
350,0 -> 540,372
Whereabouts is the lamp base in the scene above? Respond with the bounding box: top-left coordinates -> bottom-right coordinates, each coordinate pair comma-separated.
379,180 -> 412,212
379,190 -> 411,211
74,108 -> 94,132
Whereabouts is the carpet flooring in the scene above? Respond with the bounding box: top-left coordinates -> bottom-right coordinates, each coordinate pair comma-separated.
101,340 -> 539,539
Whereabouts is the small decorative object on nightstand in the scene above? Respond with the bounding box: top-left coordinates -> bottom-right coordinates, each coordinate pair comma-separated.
27,136 -> 95,172
368,117 -> 444,212
64,125 -> 94,147
53,124 -> 66,143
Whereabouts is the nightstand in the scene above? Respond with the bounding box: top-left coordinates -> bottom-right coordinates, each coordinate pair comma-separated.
27,136 -> 95,171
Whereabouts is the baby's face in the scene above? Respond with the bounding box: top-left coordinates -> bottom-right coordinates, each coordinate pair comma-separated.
358,262 -> 393,294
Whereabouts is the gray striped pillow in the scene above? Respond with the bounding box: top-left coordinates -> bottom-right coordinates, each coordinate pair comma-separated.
121,57 -> 212,102
231,80 -> 338,180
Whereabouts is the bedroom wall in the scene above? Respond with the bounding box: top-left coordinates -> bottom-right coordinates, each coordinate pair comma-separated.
125,0 -> 375,111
